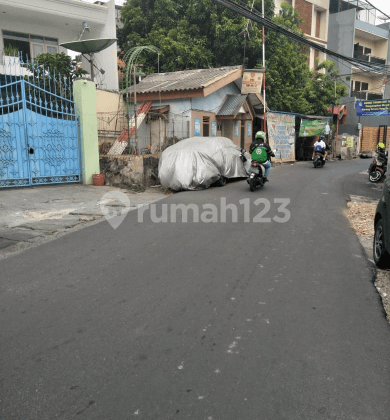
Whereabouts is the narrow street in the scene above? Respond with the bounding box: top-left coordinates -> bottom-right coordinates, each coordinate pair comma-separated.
1,160 -> 390,420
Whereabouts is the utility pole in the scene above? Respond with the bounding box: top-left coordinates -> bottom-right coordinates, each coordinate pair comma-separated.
262,0 -> 267,135
332,78 -> 337,158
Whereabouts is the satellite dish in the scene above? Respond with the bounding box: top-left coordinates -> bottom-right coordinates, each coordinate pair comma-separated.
60,38 -> 117,54
59,38 -> 117,82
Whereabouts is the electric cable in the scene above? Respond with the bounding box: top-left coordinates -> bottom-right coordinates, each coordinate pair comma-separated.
211,0 -> 389,73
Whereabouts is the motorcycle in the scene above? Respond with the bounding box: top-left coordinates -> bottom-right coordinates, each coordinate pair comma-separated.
368,148 -> 387,183
246,160 -> 266,191
313,150 -> 325,168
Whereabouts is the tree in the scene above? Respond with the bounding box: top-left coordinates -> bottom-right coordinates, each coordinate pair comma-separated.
117,0 -> 275,73
263,2 -> 312,114
304,60 -> 348,116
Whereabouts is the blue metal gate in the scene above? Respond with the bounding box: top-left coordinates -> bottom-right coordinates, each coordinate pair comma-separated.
0,56 -> 81,188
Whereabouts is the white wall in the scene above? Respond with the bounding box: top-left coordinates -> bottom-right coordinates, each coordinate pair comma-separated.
0,0 -> 118,90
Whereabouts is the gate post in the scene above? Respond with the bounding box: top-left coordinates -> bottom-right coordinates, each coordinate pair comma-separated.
73,80 -> 100,184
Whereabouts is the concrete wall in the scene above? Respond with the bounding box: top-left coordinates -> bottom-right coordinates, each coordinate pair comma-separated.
327,9 -> 355,74
73,79 -> 100,184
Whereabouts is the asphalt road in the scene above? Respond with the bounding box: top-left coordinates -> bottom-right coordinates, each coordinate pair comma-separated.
1,159 -> 390,420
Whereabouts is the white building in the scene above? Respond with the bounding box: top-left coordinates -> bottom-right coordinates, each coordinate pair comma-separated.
0,0 -> 118,90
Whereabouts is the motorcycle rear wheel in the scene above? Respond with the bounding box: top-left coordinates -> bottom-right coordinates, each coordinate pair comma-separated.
369,169 -> 382,183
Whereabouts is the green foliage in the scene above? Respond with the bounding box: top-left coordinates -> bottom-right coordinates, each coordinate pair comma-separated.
118,0 -> 275,72
304,60 -> 348,115
31,53 -> 88,81
118,0 -> 346,116
3,45 -> 19,56
265,3 -> 348,115
264,2 -> 311,114
24,53 -> 88,107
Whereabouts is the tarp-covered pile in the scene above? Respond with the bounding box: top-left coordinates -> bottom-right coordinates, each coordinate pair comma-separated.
158,136 -> 250,191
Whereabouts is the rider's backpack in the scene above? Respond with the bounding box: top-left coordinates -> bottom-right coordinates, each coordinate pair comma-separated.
251,146 -> 268,163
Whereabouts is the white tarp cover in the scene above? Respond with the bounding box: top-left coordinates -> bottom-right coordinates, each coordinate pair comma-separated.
158,136 -> 250,191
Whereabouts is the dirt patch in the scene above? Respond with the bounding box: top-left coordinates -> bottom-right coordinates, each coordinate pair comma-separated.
344,196 -> 390,323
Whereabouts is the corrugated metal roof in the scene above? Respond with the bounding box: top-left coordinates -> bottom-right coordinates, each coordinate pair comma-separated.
133,66 -> 242,94
216,94 -> 247,116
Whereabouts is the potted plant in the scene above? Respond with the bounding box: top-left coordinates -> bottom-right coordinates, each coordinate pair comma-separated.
92,173 -> 105,186
3,45 -> 20,66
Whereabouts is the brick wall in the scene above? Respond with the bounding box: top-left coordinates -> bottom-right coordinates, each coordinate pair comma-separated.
295,0 -> 312,35
361,127 -> 390,151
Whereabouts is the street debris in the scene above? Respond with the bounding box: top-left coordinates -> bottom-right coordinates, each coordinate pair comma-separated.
344,196 -> 390,323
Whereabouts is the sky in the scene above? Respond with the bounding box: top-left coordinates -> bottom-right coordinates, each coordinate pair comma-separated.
369,0 -> 390,18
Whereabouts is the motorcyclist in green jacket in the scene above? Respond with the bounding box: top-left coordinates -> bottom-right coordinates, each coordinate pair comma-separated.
249,131 -> 275,181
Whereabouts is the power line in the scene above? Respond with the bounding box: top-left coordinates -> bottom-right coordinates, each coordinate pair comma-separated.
211,0 -> 389,73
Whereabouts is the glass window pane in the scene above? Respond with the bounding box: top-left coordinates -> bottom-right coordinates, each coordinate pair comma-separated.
355,81 -> 361,91
3,30 -> 29,39
32,44 -> 44,58
31,35 -> 44,42
45,37 -> 58,45
46,46 -> 58,54
362,82 -> 368,91
364,47 -> 371,54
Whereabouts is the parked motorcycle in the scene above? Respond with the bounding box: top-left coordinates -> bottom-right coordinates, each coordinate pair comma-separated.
368,147 -> 387,182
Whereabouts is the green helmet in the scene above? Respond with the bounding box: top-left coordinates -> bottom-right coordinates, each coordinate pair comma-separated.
255,131 -> 266,140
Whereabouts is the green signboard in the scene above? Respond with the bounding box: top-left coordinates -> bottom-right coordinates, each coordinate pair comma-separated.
299,120 -> 327,137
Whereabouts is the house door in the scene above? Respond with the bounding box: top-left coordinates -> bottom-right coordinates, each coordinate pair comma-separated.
203,117 -> 210,136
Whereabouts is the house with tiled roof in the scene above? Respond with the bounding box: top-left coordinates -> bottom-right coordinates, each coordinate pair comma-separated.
123,65 -> 266,153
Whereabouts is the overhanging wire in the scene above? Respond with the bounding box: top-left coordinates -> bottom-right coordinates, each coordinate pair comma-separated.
211,0 -> 389,74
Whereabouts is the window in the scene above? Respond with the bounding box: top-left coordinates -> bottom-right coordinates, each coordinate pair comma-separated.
354,81 -> 368,91
364,47 -> 372,55
354,43 -> 363,55
2,30 -> 58,61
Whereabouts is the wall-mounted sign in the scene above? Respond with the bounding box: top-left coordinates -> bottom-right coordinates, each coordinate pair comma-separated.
234,122 -> 239,137
211,121 -> 217,137
194,118 -> 201,136
356,99 -> 390,116
267,112 -> 296,162
241,70 -> 264,94
299,120 -> 328,137
247,122 -> 252,137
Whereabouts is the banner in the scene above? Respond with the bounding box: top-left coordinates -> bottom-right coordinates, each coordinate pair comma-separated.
194,118 -> 201,136
356,99 -> 390,117
299,119 -> 327,137
241,70 -> 264,94
211,121 -> 217,137
267,112 -> 296,162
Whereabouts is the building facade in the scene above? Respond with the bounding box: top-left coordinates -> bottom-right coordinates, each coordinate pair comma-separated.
0,0 -> 118,90
275,0 -> 330,70
327,4 -> 390,137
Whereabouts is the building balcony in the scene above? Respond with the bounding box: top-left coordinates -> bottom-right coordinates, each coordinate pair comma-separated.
353,52 -> 386,65
351,90 -> 383,100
